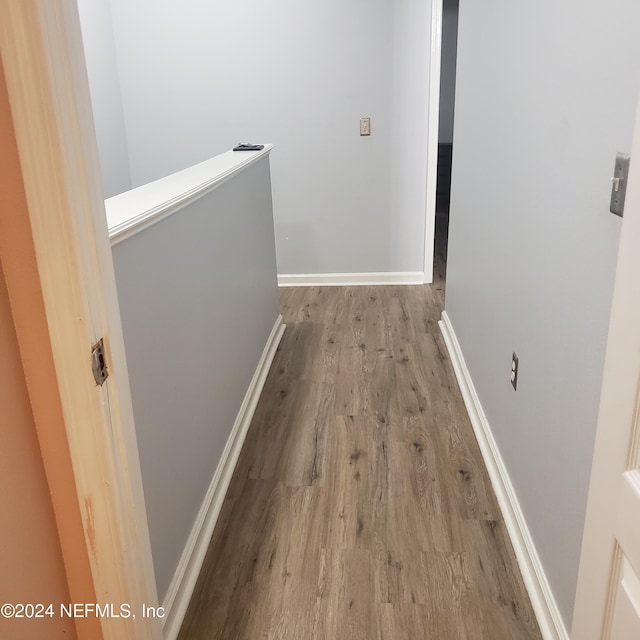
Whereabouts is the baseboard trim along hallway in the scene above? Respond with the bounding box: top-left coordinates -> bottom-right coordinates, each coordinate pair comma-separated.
277,272 -> 425,287
161,314 -> 286,640
438,310 -> 569,640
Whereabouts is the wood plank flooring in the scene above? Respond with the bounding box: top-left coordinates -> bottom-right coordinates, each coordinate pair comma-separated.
178,283 -> 541,640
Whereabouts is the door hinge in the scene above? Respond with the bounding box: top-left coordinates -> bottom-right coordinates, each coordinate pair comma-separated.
91,338 -> 109,386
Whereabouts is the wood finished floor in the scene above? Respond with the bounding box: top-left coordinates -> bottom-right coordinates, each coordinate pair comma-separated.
178,283 -> 541,640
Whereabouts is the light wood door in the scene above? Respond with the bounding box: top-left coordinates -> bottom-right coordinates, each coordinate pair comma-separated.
572,99 -> 640,638
0,2 -> 161,638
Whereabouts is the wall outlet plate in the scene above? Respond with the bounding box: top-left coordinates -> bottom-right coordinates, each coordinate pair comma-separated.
511,352 -> 519,390
360,117 -> 371,136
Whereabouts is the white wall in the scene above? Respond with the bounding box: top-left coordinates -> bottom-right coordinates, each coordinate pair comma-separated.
446,0 -> 640,628
389,0 -> 430,271
438,0 -> 458,144
112,157 -> 280,601
105,0 -> 430,276
77,0 -> 131,198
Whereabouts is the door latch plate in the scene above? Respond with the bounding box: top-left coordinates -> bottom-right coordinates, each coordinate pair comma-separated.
91,338 -> 109,386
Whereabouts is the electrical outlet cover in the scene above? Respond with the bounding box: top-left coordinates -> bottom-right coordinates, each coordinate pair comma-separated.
511,352 -> 519,390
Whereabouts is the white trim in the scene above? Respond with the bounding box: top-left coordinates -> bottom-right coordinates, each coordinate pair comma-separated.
423,0 -> 443,284
277,272 -> 425,287
439,310 -> 569,640
106,145 -> 273,246
161,314 -> 286,640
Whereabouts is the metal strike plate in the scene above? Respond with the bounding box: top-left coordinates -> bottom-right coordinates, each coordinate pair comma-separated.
610,153 -> 631,217
91,338 -> 109,386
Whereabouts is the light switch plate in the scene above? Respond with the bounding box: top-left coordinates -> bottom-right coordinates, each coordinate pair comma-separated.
610,153 -> 631,217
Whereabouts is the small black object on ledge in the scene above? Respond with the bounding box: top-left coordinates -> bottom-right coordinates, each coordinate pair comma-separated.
233,143 -> 265,151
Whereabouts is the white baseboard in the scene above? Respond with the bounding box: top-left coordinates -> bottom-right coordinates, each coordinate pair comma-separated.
277,271 -> 425,287
439,311 -> 569,640
161,314 -> 286,639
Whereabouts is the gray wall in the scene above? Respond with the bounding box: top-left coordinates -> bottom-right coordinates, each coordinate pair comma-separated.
389,0 -> 430,270
77,0 -> 131,198
446,0 -> 640,628
112,157 -> 280,600
438,0 -> 458,145
106,0 -> 430,275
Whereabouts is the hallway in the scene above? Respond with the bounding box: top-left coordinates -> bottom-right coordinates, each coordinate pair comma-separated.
178,285 -> 541,639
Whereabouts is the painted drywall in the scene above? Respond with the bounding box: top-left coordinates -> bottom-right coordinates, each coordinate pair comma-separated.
0,264 -> 77,640
445,0 -> 640,627
389,0 -> 430,269
104,0 -> 430,276
77,0 -> 131,198
112,157 -> 280,600
438,0 -> 458,144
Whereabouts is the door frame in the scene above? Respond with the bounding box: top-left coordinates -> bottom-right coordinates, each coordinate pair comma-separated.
571,98 -> 640,638
423,0 -> 443,283
0,2 -> 160,638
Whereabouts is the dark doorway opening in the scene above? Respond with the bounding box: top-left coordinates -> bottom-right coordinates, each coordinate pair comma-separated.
433,0 -> 459,285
